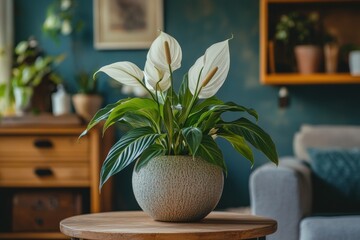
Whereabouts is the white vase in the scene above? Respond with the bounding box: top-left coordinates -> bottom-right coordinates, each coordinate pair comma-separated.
13,86 -> 33,116
52,85 -> 71,116
349,50 -> 360,76
132,155 -> 224,222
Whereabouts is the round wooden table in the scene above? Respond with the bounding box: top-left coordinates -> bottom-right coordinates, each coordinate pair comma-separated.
60,211 -> 277,240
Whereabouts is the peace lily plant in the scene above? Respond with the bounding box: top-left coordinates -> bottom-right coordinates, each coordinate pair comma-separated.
81,32 -> 278,189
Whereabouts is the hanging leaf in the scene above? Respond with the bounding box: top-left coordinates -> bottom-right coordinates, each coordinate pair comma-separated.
182,127 -> 203,155
103,98 -> 158,133
135,144 -> 166,172
100,127 -> 160,189
218,118 -> 278,165
217,130 -> 254,165
196,135 -> 227,173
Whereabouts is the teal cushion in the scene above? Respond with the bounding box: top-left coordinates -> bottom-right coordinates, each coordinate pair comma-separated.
308,148 -> 360,214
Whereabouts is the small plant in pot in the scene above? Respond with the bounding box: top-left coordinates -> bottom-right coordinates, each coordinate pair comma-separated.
80,32 -> 278,222
11,38 -> 64,115
72,71 -> 102,122
275,11 -> 322,74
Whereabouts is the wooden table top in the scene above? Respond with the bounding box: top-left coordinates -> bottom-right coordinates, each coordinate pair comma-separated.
60,211 -> 277,240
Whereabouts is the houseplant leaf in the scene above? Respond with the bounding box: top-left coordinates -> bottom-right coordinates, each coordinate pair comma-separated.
182,126 -> 202,155
135,144 -> 166,172
217,130 -> 254,165
196,135 -> 227,173
218,117 -> 278,165
100,127 -> 160,189
103,98 -> 157,133
80,99 -> 127,138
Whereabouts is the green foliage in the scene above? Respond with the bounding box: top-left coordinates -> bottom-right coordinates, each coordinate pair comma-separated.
275,11 -> 322,45
42,0 -> 83,42
12,40 -> 64,88
76,71 -> 98,94
81,76 -> 279,189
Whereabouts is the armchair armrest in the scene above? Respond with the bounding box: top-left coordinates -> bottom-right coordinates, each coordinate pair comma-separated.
250,157 -> 312,240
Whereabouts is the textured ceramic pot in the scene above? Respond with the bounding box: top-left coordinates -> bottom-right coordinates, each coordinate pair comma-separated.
132,155 -> 224,222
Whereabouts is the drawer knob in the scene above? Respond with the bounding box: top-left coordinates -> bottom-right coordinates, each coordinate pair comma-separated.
34,139 -> 53,148
34,168 -> 54,177
35,217 -> 44,226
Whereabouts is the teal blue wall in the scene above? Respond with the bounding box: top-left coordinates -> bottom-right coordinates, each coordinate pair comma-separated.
14,0 -> 360,209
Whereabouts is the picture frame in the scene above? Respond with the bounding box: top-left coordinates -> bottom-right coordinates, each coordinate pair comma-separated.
94,0 -> 164,50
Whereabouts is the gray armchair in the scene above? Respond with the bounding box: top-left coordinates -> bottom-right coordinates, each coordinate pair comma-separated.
250,125 -> 360,240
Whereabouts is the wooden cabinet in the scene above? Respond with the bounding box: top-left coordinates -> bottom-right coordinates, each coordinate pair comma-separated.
260,0 -> 360,85
0,125 -> 113,239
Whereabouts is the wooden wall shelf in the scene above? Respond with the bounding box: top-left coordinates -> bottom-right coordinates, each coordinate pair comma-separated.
264,73 -> 360,85
260,0 -> 360,85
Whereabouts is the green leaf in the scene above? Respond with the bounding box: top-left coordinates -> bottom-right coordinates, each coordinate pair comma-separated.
182,127 -> 202,155
104,98 -> 157,133
121,111 -> 155,129
196,135 -> 227,173
197,102 -> 258,126
80,99 -> 127,138
0,84 -> 6,98
217,130 -> 254,165
178,74 -> 192,109
163,97 -> 173,154
191,96 -> 223,116
135,144 -> 165,172
100,127 -> 160,189
218,118 -> 278,165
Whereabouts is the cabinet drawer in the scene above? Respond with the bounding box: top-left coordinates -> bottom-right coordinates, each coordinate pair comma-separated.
0,163 -> 90,187
0,135 -> 89,162
12,190 -> 82,232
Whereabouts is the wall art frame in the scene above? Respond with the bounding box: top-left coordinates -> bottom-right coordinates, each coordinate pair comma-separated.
94,0 -> 163,50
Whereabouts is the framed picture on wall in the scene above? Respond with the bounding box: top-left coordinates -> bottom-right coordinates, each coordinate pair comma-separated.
94,0 -> 163,50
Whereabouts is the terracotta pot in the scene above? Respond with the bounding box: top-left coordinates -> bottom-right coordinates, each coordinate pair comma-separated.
294,45 -> 322,74
132,156 -> 224,222
72,94 -> 102,122
324,43 -> 339,73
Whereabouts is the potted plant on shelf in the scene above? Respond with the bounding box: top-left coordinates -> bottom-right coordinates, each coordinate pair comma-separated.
11,38 -> 64,115
275,11 -> 322,74
323,31 -> 339,74
72,71 -> 102,122
80,32 -> 278,222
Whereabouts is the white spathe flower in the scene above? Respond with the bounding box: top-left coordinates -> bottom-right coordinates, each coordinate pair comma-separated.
144,60 -> 171,92
188,39 -> 230,99
61,19 -> 72,35
95,61 -> 144,88
61,0 -> 72,10
147,31 -> 182,72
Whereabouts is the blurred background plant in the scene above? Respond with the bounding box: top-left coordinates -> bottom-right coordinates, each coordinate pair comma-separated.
274,11 -> 323,74
12,38 -> 64,88
76,71 -> 98,94
10,37 -> 64,114
275,11 -> 322,46
42,0 -> 83,42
